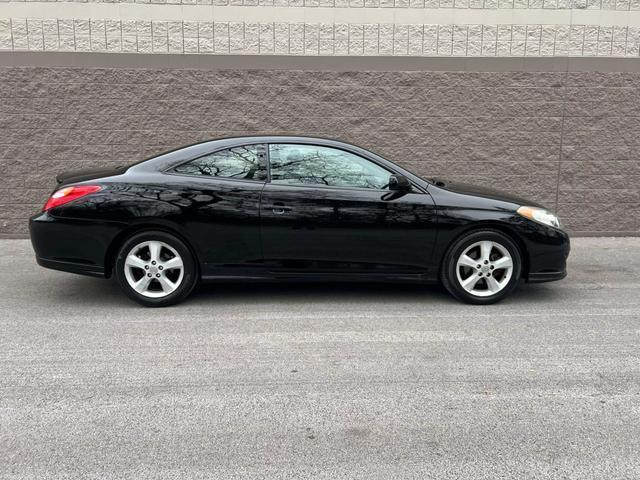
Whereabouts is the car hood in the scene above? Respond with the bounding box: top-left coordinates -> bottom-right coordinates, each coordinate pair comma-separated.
56,166 -> 127,186
429,177 -> 546,209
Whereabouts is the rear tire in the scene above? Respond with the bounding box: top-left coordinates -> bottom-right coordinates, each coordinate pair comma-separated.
441,229 -> 522,305
115,230 -> 198,307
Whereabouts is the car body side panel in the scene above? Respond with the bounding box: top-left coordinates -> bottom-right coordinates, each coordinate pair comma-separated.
259,184 -> 438,276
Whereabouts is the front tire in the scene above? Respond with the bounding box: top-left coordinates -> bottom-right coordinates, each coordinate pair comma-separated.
115,230 -> 198,307
441,230 -> 522,305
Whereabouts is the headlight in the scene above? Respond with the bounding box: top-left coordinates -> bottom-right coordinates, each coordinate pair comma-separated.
517,206 -> 562,229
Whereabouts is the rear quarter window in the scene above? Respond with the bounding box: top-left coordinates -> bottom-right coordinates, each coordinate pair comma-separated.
172,145 -> 267,181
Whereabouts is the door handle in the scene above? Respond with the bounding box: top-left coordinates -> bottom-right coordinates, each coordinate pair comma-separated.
271,202 -> 291,215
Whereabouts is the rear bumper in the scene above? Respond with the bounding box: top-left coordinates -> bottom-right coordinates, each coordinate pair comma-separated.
35,256 -> 105,278
30,212 -> 123,278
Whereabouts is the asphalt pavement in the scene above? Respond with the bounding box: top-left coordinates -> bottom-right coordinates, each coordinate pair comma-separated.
1,237 -> 639,479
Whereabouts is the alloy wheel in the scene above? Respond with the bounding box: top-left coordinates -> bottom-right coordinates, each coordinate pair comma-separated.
123,240 -> 184,298
455,240 -> 514,297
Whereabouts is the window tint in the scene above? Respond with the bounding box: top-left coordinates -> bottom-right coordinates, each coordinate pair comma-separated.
173,145 -> 266,181
269,144 -> 390,190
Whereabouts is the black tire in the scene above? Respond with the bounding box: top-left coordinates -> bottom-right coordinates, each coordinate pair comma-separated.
114,230 -> 198,307
440,229 -> 522,305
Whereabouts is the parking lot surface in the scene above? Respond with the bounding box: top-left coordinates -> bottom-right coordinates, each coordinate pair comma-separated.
1,237 -> 639,479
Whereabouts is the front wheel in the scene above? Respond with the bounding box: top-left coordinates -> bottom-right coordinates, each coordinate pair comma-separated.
115,230 -> 198,307
441,230 -> 522,305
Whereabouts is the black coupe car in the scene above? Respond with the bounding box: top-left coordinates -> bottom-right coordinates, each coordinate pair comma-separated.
30,136 -> 569,307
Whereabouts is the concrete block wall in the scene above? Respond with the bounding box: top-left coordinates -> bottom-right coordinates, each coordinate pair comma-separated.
0,56 -> 638,235
0,0 -> 639,237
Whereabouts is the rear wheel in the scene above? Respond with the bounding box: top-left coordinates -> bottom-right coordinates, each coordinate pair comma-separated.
115,231 -> 198,307
441,230 -> 522,305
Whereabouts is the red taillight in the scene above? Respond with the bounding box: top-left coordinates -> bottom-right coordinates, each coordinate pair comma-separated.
43,185 -> 102,212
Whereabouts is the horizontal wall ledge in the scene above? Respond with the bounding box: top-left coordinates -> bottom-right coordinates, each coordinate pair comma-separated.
0,0 -> 637,10
3,51 -> 640,71
3,4 -> 640,26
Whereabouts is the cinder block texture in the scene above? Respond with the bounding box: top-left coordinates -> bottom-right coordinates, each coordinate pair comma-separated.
2,20 -> 640,58
0,66 -> 638,235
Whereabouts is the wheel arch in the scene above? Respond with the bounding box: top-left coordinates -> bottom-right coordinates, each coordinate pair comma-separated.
104,222 -> 200,279
439,221 -> 530,280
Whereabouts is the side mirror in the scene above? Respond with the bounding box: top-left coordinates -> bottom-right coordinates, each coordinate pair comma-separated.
388,174 -> 412,192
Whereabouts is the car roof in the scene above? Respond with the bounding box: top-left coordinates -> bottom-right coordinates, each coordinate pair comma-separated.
179,135 -> 366,152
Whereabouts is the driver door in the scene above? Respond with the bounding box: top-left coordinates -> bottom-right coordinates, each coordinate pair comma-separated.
259,143 -> 438,276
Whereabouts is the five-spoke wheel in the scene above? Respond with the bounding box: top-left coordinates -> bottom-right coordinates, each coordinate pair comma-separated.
455,240 -> 514,297
441,230 -> 522,305
115,231 -> 198,307
123,240 -> 185,298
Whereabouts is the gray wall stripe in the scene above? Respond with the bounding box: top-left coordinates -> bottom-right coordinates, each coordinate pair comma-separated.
3,51 -> 640,71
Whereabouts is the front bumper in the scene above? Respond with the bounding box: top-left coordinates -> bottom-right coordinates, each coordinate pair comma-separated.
525,228 -> 570,283
527,270 -> 567,283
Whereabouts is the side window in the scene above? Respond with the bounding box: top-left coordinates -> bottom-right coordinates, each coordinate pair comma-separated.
268,144 -> 391,190
172,144 -> 266,181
